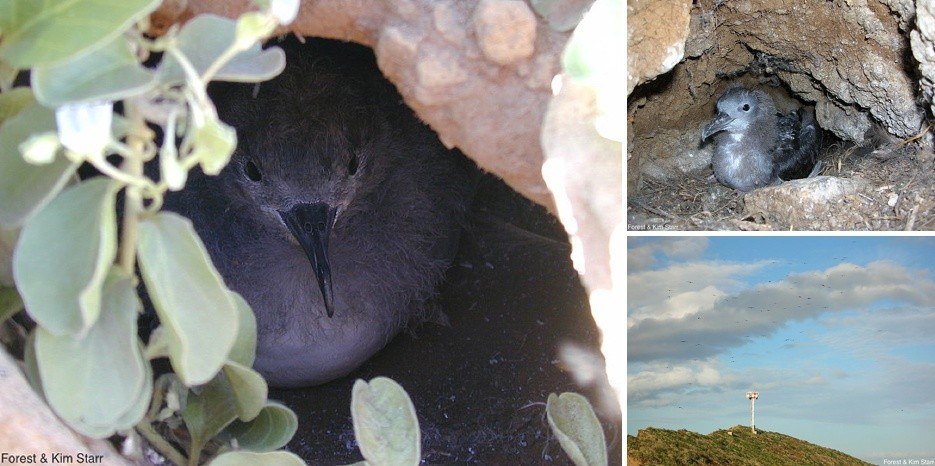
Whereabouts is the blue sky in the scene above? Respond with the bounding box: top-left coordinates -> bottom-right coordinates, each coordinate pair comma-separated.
627,237 -> 935,464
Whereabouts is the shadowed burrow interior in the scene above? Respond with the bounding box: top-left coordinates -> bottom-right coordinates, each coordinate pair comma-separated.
160,36 -> 622,465
627,0 -> 935,231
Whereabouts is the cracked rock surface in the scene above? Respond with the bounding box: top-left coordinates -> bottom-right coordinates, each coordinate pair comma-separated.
627,0 -> 934,230
153,0 -> 572,210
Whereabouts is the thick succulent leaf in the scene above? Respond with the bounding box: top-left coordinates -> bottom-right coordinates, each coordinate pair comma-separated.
144,324 -> 169,360
227,291 -> 257,367
32,37 -> 157,106
225,402 -> 298,452
351,377 -> 420,466
182,373 -> 239,456
156,14 -> 285,84
110,344 -> 154,432
22,329 -> 42,394
0,0 -> 161,68
192,116 -> 237,176
0,59 -> 16,90
0,285 -> 22,323
0,87 -> 35,123
137,212 -> 238,385
34,268 -> 149,437
0,226 -> 18,286
207,451 -> 305,466
222,361 -> 267,421
546,392 -> 607,466
13,178 -> 120,335
0,102 -> 78,228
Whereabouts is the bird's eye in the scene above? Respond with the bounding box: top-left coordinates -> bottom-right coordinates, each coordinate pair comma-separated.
742,104 -> 751,111
347,154 -> 359,176
244,160 -> 262,182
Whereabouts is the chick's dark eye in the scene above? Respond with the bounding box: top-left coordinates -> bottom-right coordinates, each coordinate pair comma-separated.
742,104 -> 751,111
244,160 -> 262,182
347,154 -> 359,176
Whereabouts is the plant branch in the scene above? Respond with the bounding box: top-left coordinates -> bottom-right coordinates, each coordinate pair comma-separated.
136,420 -> 188,466
166,46 -> 211,112
118,102 -> 147,275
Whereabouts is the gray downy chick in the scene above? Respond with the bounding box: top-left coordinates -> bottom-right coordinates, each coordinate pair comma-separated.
161,38 -> 475,387
701,86 -> 820,192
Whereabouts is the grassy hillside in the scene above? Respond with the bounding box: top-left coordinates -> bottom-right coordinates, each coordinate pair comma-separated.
627,425 -> 872,466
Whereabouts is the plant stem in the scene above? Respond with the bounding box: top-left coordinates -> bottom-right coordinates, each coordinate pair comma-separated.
201,43 -> 243,84
188,443 -> 202,466
119,102 -> 146,275
136,420 -> 188,466
167,46 -> 210,111
88,152 -> 153,188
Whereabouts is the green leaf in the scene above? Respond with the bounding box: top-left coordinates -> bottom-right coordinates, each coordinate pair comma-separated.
191,116 -> 237,176
546,392 -> 607,466
227,291 -> 257,367
225,402 -> 298,452
223,362 -> 267,421
35,268 -> 149,437
234,12 -> 277,51
144,324 -> 170,360
137,212 -> 238,385
0,102 -> 79,228
13,178 -> 120,335
351,377 -> 421,466
0,87 -> 35,123
111,344 -> 154,431
156,14 -> 286,84
0,59 -> 16,91
0,285 -> 22,323
32,36 -> 157,106
22,329 -> 42,394
183,374 -> 239,457
0,226 -> 19,286
0,0 -> 161,68
208,451 -> 305,466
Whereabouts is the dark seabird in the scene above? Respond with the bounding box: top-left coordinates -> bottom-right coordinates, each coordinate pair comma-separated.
701,85 -> 821,192
161,38 -> 475,387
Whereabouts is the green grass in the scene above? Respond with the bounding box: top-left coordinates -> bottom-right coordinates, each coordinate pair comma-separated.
627,425 -> 873,466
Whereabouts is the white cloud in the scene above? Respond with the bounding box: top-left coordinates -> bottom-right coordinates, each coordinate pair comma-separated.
629,359 -> 734,404
628,260 -> 771,311
627,237 -> 710,273
628,245 -> 656,271
659,237 -> 709,258
628,260 -> 935,363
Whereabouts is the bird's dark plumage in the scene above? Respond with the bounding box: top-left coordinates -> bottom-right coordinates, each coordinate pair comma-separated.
160,38 -> 475,387
701,85 -> 820,192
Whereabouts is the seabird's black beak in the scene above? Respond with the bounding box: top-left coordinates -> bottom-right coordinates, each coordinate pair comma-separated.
279,203 -> 337,317
702,112 -> 733,141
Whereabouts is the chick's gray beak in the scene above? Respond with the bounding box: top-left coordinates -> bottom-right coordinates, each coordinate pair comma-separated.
279,203 -> 337,317
702,112 -> 733,141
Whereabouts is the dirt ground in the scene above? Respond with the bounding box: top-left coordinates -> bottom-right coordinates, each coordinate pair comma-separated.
271,175 -> 622,465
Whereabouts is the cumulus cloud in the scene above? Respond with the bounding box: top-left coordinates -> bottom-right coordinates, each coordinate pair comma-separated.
628,260 -> 771,311
628,260 -> 935,363
629,359 -> 735,405
628,237 -> 710,272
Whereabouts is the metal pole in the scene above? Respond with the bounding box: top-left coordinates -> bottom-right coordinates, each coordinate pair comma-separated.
751,396 -> 755,434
